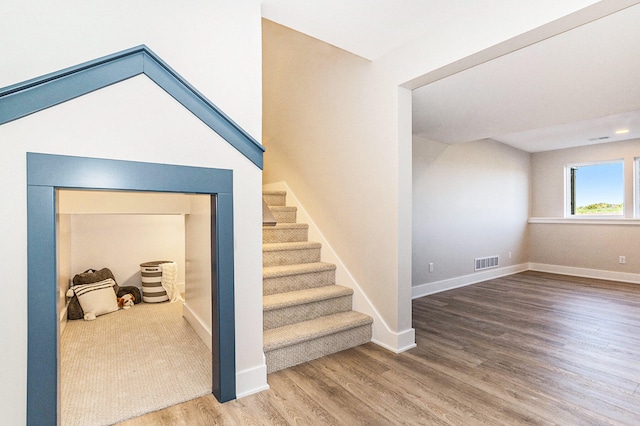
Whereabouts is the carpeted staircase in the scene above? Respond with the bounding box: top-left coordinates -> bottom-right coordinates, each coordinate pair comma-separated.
262,190 -> 373,373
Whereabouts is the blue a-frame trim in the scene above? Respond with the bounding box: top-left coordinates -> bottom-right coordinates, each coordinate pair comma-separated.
27,153 -> 236,425
0,46 -> 264,169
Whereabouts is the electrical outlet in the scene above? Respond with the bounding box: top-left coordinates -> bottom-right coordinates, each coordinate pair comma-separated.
619,256 -> 626,264
508,251 -> 512,259
429,263 -> 434,272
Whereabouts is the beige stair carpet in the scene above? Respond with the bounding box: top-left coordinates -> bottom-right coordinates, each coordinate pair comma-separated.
262,190 -> 373,374
61,301 -> 211,426
264,311 -> 372,373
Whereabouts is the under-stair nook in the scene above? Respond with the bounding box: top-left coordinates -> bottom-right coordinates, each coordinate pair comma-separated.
1,45 -> 265,424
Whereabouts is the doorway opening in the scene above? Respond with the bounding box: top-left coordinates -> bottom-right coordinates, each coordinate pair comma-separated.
57,189 -> 213,424
27,153 -> 236,424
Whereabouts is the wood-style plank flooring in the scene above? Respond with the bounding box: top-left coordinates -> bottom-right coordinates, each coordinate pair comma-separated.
119,271 -> 640,425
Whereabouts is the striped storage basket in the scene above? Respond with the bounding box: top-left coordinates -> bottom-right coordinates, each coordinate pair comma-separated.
140,261 -> 170,303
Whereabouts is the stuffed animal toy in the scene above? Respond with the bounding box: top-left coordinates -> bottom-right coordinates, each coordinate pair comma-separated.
67,268 -> 142,320
117,293 -> 135,309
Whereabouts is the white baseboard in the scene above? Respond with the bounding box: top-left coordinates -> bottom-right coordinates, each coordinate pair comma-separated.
412,263 -> 530,299
183,302 -> 269,399
182,302 -> 212,351
372,327 -> 416,354
413,263 -> 640,300
235,358 -> 270,399
529,263 -> 640,284
59,303 -> 69,335
263,181 -> 416,353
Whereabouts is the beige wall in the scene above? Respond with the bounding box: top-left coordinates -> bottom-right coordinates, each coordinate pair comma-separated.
529,223 -> 640,274
531,139 -> 640,218
530,139 -> 640,273
262,20 -> 414,349
261,3 -> 621,353
413,138 -> 530,289
0,2 -> 264,422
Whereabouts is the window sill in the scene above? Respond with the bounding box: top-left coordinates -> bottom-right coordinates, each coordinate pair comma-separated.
528,217 -> 640,225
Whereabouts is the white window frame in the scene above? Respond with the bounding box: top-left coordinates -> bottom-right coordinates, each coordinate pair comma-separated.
564,159 -> 624,218
635,157 -> 640,218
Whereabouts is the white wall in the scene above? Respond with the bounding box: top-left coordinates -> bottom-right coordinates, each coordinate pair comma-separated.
0,2 -> 263,422
57,214 -> 72,333
530,139 -> 640,274
0,0 -> 262,138
184,195 -> 214,349
412,138 -> 530,295
70,215 -> 186,289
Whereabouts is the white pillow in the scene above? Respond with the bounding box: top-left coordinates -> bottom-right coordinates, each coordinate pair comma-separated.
72,278 -> 119,320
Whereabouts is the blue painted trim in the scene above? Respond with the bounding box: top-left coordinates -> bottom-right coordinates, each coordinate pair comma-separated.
141,52 -> 265,169
213,193 -> 237,402
27,153 -> 237,423
26,185 -> 57,426
1,46 -> 264,169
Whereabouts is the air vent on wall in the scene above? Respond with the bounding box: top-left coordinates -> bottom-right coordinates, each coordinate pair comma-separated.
475,255 -> 499,271
588,136 -> 609,141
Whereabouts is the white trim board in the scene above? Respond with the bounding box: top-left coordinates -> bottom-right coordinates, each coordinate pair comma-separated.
235,361 -> 270,399
412,262 -> 640,299
529,263 -> 640,285
183,302 -> 268,399
412,263 -> 529,299
183,302 -> 212,351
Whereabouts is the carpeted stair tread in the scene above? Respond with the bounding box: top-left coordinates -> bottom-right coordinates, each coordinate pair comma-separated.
261,188 -> 372,373
263,190 -> 287,207
263,285 -> 353,312
268,206 -> 297,223
263,222 -> 309,243
263,262 -> 336,279
263,241 -> 322,267
263,223 -> 308,230
263,311 -> 373,352
263,190 -> 287,196
263,241 -> 322,252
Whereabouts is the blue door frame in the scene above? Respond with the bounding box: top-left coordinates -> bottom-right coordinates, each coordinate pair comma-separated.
27,153 -> 236,425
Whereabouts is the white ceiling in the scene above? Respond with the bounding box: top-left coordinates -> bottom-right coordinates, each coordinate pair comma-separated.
412,2 -> 640,152
262,1 -> 640,152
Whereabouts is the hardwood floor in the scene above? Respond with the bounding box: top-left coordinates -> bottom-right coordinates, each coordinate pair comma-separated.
119,271 -> 640,425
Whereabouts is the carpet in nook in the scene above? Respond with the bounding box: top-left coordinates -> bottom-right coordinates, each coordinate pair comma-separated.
60,301 -> 211,425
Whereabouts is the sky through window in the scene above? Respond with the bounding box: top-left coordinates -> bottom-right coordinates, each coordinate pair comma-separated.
574,162 -> 623,207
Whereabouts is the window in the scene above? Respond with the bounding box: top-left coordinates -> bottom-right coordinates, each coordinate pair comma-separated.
566,161 -> 624,216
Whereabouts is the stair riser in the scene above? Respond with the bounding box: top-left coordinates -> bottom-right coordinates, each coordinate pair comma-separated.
263,270 -> 335,296
262,189 -> 373,374
272,210 -> 296,223
263,247 -> 321,267
263,193 -> 286,207
263,227 -> 308,243
264,295 -> 353,330
265,325 -> 372,373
